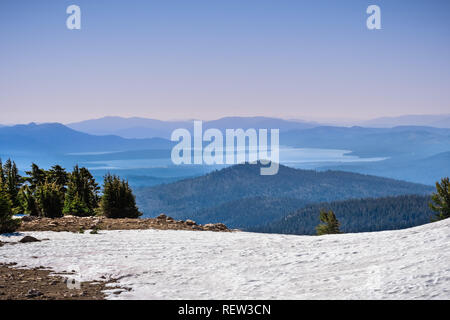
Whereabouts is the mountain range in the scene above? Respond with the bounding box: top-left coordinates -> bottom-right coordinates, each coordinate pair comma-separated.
134,163 -> 434,226
66,116 -> 317,139
358,114 -> 450,128
0,122 -> 172,154
1,119 -> 448,186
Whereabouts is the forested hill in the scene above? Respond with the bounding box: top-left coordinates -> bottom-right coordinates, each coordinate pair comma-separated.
135,163 -> 433,221
251,195 -> 434,235
191,197 -> 311,229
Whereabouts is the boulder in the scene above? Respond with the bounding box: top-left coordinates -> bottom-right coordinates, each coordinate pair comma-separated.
213,223 -> 228,231
156,214 -> 167,220
19,236 -> 41,243
185,219 -> 196,226
26,289 -> 43,298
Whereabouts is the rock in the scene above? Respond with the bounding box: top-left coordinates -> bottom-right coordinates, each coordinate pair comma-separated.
19,236 -> 41,243
26,289 -> 43,298
156,214 -> 167,220
21,216 -> 35,222
214,223 -> 228,231
185,219 -> 196,226
166,216 -> 174,222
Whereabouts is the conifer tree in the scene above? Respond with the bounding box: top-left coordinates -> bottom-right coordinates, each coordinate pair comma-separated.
18,185 -> 40,216
429,177 -> 450,221
0,184 -> 21,233
47,165 -> 68,189
63,165 -> 99,216
0,158 -> 4,186
3,159 -> 22,211
316,210 -> 341,235
35,182 -> 64,218
100,174 -> 141,218
25,163 -> 46,191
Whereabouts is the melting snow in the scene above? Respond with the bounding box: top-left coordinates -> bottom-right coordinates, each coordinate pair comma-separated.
1,219 -> 450,299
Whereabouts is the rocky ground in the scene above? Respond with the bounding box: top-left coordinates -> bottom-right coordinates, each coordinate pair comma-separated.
0,262 -> 123,300
18,214 -> 230,233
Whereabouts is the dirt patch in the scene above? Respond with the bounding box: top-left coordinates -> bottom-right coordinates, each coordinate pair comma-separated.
0,263 -> 123,300
18,214 -> 230,233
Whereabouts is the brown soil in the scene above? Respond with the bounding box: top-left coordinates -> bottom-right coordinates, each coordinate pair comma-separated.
18,214 -> 229,233
0,263 -> 124,300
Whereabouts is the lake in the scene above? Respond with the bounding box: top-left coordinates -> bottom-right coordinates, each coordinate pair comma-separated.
81,147 -> 388,171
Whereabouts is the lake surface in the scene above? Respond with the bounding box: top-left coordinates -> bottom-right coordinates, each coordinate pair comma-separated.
81,147 -> 388,171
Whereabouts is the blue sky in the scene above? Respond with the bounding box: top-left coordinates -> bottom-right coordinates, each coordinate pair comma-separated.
1,0 -> 449,123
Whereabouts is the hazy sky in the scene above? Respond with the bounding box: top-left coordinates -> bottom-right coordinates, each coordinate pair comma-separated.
1,0 -> 449,124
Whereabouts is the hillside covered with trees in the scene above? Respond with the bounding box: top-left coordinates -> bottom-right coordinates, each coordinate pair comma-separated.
251,195 -> 434,235
135,163 -> 433,222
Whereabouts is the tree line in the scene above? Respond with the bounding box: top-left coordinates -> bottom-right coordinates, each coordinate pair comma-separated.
315,177 -> 450,236
0,158 -> 141,233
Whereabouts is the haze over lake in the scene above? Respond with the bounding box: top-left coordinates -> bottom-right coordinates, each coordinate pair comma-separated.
74,147 -> 388,171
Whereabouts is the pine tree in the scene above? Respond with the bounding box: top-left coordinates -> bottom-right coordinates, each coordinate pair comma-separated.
100,174 -> 141,218
316,210 -> 341,235
35,182 -> 64,218
3,159 -> 22,212
0,158 -> 4,186
429,177 -> 450,221
25,163 -> 47,191
18,185 -> 40,216
47,165 -> 69,191
0,184 -> 21,233
63,165 -> 99,216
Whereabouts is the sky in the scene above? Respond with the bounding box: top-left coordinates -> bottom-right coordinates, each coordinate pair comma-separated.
1,0 -> 449,124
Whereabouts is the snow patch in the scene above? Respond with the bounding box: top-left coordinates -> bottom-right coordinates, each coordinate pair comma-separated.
1,220 -> 450,299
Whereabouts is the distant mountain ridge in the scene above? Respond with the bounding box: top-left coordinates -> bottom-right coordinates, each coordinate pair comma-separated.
359,114 -> 450,128
67,116 -> 318,139
0,122 -> 173,154
65,114 -> 450,139
319,151 -> 450,185
281,125 -> 450,158
135,163 -> 433,224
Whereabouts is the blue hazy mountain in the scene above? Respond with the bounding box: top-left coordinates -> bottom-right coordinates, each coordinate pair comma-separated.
67,117 -> 192,139
2,121 -> 448,187
359,114 -> 450,128
281,125 -> 450,158
319,151 -> 450,185
67,116 -> 318,139
135,163 -> 433,221
0,122 -> 173,154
